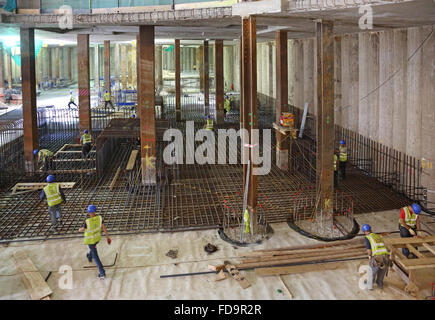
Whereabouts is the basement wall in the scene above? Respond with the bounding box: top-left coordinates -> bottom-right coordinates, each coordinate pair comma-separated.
252,25 -> 435,205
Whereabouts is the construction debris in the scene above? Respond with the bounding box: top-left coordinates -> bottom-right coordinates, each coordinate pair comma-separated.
215,270 -> 227,281
204,243 -> 218,254
225,263 -> 251,289
208,264 -> 225,272
166,249 -> 179,259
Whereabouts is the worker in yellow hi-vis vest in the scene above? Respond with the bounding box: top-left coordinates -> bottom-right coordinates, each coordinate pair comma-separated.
334,148 -> 339,188
80,129 -> 92,159
79,205 -> 111,279
104,90 -> 115,111
204,115 -> 214,131
40,175 -> 66,231
362,224 -> 391,290
339,139 -> 348,179
34,148 -> 54,172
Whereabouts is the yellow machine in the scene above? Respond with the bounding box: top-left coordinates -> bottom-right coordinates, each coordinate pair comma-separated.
280,112 -> 294,128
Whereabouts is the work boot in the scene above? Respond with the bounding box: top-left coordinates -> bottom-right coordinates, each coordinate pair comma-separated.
86,253 -> 92,263
98,273 -> 106,280
376,281 -> 383,289
57,218 -> 62,225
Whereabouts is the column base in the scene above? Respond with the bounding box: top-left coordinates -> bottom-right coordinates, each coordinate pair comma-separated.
276,147 -> 289,171
141,158 -> 157,185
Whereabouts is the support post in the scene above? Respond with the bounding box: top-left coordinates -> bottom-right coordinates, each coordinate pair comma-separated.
138,26 -> 156,185
7,50 -> 12,89
68,47 -> 72,80
94,44 -> 99,90
241,17 -> 258,234
156,45 -> 163,91
55,47 -> 60,82
121,45 -> 127,89
204,40 -> 210,110
47,47 -> 52,81
275,30 -> 289,171
175,39 -> 181,120
104,40 -> 111,96
114,43 -> 120,90
199,45 -> 204,92
214,39 -> 224,123
20,28 -> 38,173
77,34 -> 91,133
315,20 -> 335,216
0,43 -> 4,93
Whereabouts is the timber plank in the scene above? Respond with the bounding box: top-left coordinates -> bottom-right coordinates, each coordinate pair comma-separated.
384,235 -> 435,246
256,261 -> 345,276
12,182 -> 76,191
110,167 -> 122,190
126,150 -> 139,171
405,244 -> 427,259
422,243 -> 435,255
225,264 -> 250,289
13,251 -> 52,300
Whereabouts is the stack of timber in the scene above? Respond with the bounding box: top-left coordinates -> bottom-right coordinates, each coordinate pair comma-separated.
236,238 -> 367,276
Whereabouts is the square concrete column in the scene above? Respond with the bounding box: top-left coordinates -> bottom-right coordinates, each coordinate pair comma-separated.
121,45 -> 127,89
114,43 -> 120,90
315,20 -> 335,215
20,28 -> 38,173
155,45 -> 163,90
204,41 -> 210,109
199,45 -> 204,92
94,44 -> 99,89
241,17 -> 258,234
104,40 -> 111,95
7,50 -> 12,89
214,40 -> 224,123
138,26 -> 156,185
47,47 -> 52,81
275,31 -> 289,171
68,47 -> 72,80
0,43 -> 4,93
55,47 -> 60,82
175,39 -> 181,121
77,34 -> 91,133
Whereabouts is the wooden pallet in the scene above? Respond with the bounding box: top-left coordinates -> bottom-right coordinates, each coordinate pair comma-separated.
11,182 -> 76,194
13,251 -> 52,300
384,235 -> 435,296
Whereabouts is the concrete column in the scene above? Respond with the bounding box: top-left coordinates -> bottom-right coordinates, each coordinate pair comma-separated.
275,31 -> 289,171
114,43 -> 120,89
204,40 -> 210,108
234,42 -> 241,92
20,28 -> 38,172
288,40 -> 295,106
104,40 -> 111,95
55,47 -> 60,81
180,46 -> 185,72
268,43 -> 274,100
259,44 -> 265,96
0,43 -> 4,93
138,25 -> 156,185
420,25 -> 435,205
315,20 -> 335,215
77,34 -> 91,133
294,39 -> 304,109
224,45 -> 234,92
68,47 -> 72,80
155,45 -> 163,90
121,45 -> 127,90
94,44 -> 99,89
7,51 -> 12,89
199,45 -> 204,92
359,33 -> 379,140
334,37 -> 342,127
128,44 -> 133,89
214,39 -> 225,123
379,30 -> 394,147
303,38 -> 315,113
47,47 -> 52,81
175,39 -> 181,115
392,30 -> 407,153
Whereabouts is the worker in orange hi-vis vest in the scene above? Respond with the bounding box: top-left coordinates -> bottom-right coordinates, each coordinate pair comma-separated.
399,203 -> 422,259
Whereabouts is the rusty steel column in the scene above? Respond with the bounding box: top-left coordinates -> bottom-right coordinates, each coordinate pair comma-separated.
214,39 -> 224,123
199,45 -> 204,92
316,20 -> 335,215
104,40 -> 111,95
77,34 -> 91,133
0,43 -> 4,93
204,40 -> 210,110
138,26 -> 156,185
7,50 -> 12,89
241,17 -> 258,234
275,30 -> 289,171
21,28 -> 38,172
68,47 -> 72,80
175,39 -> 181,121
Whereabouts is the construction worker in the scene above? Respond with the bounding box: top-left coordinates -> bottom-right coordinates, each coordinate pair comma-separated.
224,95 -> 231,117
334,149 -> 339,187
34,148 -> 54,172
68,90 -> 77,109
204,115 -> 214,131
339,140 -> 348,179
399,203 -> 422,258
80,129 -> 92,159
362,224 -> 391,290
40,175 -> 66,231
104,90 -> 115,111
78,205 -> 111,279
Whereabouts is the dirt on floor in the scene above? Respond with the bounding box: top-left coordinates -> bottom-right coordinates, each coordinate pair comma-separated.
0,209 -> 434,300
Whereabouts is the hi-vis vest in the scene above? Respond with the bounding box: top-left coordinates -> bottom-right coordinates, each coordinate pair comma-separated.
84,215 -> 102,245
366,233 -> 389,256
339,146 -> 348,162
206,119 -> 214,131
82,133 -> 92,144
224,99 -> 231,113
70,94 -> 74,102
334,154 -> 338,171
39,149 -> 53,161
104,92 -> 110,101
399,206 -> 417,228
243,209 -> 250,234
43,183 -> 63,207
